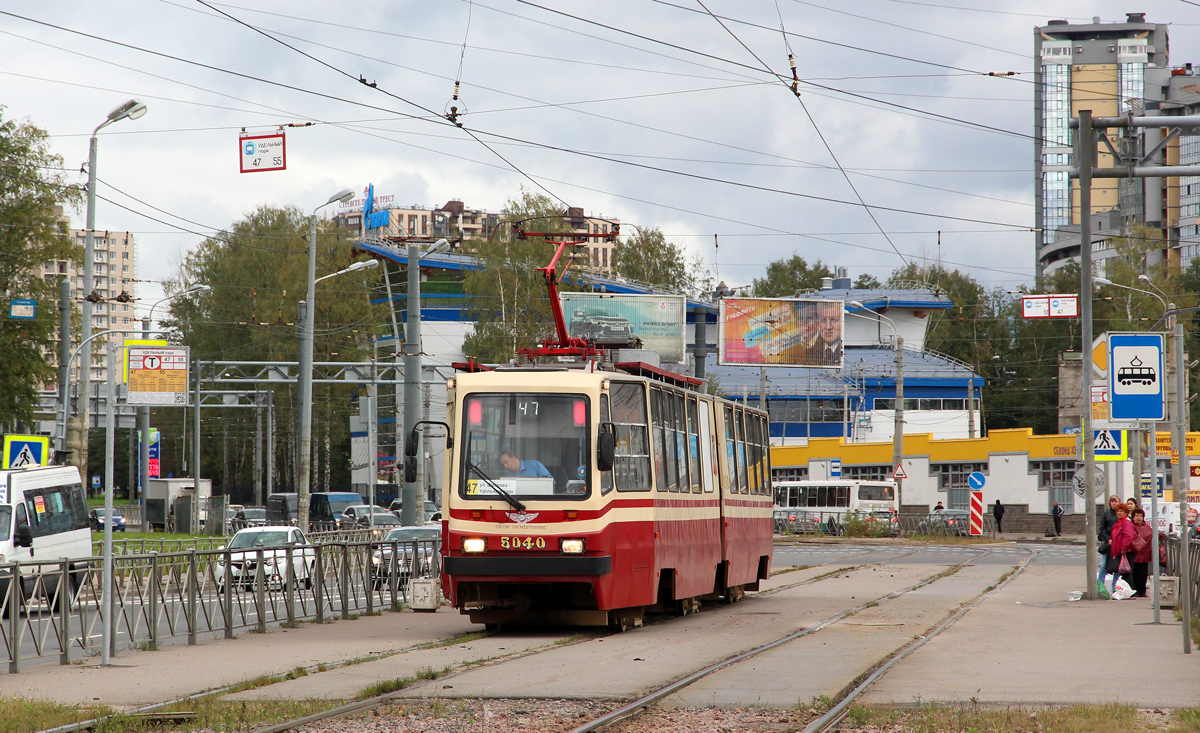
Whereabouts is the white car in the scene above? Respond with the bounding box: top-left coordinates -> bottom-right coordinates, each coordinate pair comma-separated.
216,526 -> 316,592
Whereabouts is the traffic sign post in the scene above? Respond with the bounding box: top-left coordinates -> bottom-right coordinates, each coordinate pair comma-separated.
127,346 -> 190,406
969,490 -> 984,536
2,434 -> 49,468
1108,333 -> 1166,421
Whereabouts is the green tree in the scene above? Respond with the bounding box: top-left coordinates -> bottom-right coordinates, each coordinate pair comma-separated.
751,256 -> 833,297
613,227 -> 711,297
162,205 -> 378,495
461,190 -> 568,362
0,109 -> 80,430
853,273 -> 881,289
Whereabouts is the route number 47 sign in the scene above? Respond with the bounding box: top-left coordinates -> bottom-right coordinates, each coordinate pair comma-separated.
240,132 -> 286,173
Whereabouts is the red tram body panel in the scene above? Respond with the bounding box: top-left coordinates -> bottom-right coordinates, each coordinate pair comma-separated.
441,368 -> 772,627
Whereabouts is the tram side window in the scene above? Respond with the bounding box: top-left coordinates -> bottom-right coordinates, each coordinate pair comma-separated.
651,388 -> 669,491
672,391 -> 688,493
723,405 -> 739,492
745,413 -> 761,495
734,409 -> 749,495
611,382 -> 651,492
686,397 -> 701,493
599,395 -> 614,495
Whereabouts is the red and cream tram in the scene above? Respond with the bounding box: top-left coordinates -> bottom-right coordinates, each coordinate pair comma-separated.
434,363 -> 773,629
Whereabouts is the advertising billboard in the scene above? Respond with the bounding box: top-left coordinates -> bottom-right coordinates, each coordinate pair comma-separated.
718,297 -> 844,367
560,294 -> 686,362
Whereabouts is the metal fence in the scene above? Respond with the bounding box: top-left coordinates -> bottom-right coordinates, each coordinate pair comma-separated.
0,537 -> 440,673
1161,535 -> 1200,622
772,509 -> 995,538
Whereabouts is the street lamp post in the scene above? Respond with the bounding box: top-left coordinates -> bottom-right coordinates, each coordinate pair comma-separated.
138,284 -> 210,530
79,100 -> 148,468
847,302 -> 904,508
297,190 -> 356,530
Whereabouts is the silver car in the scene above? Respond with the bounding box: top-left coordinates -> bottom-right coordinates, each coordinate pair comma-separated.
216,527 -> 315,592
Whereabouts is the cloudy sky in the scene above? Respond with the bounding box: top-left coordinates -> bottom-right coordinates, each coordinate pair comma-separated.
4,1 -> 1199,314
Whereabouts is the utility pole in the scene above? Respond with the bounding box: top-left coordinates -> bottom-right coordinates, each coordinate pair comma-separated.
401,242 -> 422,528
967,376 -> 976,439
893,336 -> 904,509
1077,109 -> 1099,600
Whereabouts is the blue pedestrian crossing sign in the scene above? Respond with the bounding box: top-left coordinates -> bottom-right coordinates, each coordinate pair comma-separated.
1108,332 -> 1166,421
1093,429 -> 1127,461
3,435 -> 49,468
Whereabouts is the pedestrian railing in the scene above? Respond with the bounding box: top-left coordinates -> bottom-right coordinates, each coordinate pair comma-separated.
0,538 -> 440,673
773,509 -> 996,538
1161,535 -> 1200,621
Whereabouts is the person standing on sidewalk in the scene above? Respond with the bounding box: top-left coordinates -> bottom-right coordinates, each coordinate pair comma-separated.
1098,494 -> 1120,590
993,499 -> 1005,534
1052,501 -> 1064,537
1109,503 -> 1136,592
1129,507 -> 1154,598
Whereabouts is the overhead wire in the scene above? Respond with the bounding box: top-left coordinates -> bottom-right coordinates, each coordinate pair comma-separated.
2,10 -> 1040,234
191,0 -> 572,210
701,0 -> 909,266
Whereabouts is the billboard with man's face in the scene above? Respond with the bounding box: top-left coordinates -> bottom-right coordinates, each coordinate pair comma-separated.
560,294 -> 687,362
718,297 -> 844,368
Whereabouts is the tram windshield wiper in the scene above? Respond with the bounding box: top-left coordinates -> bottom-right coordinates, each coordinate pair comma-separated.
466,461 -> 527,513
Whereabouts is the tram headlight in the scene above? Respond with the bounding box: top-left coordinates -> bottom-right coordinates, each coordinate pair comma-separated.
462,537 -> 487,554
559,538 -> 585,555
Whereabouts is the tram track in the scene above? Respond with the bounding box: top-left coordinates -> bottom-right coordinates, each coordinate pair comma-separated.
244,545 -> 1018,733
33,544 -> 1029,733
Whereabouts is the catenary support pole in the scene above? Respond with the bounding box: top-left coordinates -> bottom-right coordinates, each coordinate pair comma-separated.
894,336 -> 904,509
401,242 -> 422,528
1173,310 -> 1192,652
101,343 -> 116,665
1077,111 -> 1099,599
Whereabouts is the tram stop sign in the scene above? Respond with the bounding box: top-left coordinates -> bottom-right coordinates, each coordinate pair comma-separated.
127,346 -> 190,406
1107,332 -> 1165,421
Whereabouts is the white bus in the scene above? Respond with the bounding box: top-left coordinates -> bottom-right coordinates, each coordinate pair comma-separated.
773,479 -> 898,534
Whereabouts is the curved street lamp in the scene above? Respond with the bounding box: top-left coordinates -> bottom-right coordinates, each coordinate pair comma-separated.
297,188 -> 360,530
79,100 -> 148,471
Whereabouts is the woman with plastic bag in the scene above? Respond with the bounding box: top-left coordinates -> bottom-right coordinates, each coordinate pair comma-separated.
1108,503 -> 1136,595
1128,507 -> 1154,598
1097,495 -> 1121,594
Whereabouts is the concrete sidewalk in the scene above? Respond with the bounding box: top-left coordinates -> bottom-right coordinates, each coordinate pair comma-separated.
862,563 -> 1200,708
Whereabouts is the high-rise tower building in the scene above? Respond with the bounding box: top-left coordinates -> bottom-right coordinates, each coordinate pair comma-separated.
1033,14 -> 1169,275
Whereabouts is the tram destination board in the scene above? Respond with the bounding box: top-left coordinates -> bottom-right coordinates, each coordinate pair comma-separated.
127,345 -> 190,406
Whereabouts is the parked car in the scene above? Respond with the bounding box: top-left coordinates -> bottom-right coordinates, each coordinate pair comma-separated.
232,507 -> 267,530
388,499 -> 442,524
568,305 -> 635,346
89,508 -> 126,532
359,512 -> 402,536
265,493 -> 298,525
338,504 -> 388,528
215,526 -> 315,592
310,492 -> 364,527
371,526 -> 441,588
916,509 -> 971,536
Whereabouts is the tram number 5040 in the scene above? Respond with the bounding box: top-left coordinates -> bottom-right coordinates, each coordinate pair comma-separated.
499,536 -> 547,550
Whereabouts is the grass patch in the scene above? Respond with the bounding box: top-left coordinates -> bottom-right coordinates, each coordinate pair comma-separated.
0,698 -> 112,733
357,666 -> 446,700
1174,708 -> 1200,732
852,702 -> 1161,732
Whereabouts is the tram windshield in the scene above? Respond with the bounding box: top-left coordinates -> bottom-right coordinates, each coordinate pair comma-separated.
460,393 -> 591,501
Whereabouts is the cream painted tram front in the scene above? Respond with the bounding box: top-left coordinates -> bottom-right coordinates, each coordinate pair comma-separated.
440,365 -> 773,629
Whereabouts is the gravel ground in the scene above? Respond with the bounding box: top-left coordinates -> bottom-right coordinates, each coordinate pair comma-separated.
283,700 -> 821,733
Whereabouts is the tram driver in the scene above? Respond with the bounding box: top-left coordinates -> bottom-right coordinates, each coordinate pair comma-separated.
499,450 -> 552,479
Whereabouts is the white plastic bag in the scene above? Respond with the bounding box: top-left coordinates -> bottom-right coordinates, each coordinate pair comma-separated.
1111,577 -> 1135,600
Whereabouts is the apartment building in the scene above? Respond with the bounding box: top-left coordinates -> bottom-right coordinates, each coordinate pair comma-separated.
334,194 -> 621,273
40,212 -> 138,386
